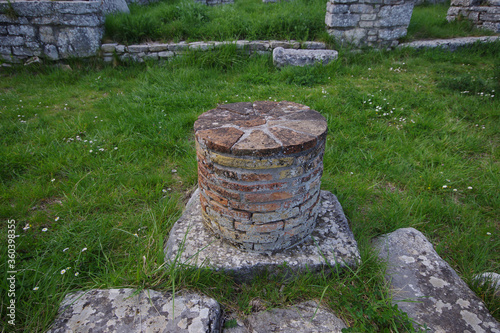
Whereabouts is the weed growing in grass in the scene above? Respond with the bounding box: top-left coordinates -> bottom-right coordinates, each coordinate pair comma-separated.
1,42 -> 499,331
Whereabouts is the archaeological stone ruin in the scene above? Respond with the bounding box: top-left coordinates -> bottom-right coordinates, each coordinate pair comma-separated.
164,101 -> 360,281
447,0 -> 500,33
325,0 -> 415,48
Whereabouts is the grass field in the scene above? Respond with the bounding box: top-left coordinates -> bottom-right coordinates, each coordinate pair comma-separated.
1,37 -> 499,332
104,0 -> 495,45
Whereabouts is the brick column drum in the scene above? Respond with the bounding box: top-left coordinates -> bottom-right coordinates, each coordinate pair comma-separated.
194,101 -> 327,253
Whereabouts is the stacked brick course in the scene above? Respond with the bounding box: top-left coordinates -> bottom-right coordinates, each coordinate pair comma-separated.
194,101 -> 327,253
325,0 -> 414,48
447,0 -> 500,33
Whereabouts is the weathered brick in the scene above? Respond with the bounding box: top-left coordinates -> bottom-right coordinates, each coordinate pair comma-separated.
252,207 -> 300,224
204,209 -> 234,229
245,190 -> 296,203
234,221 -> 284,234
240,172 -> 273,182
210,153 -> 294,170
299,190 -> 320,214
209,199 -> 252,221
228,201 -> 281,213
199,176 -> 241,201
218,178 -> 289,193
278,166 -> 304,180
205,188 -> 229,207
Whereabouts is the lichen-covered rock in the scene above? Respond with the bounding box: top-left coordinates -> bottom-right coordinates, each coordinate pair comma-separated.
165,189 -> 360,283
226,301 -> 347,332
47,289 -> 221,333
273,47 -> 338,67
373,228 -> 500,332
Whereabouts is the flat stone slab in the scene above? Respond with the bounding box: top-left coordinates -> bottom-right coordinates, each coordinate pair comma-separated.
47,288 -> 221,333
225,301 -> 347,333
373,228 -> 500,333
399,36 -> 500,51
273,47 -> 338,67
164,189 -> 360,282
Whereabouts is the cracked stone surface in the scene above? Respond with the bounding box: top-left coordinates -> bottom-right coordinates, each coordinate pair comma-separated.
194,101 -> 327,157
47,289 -> 221,333
224,301 -> 347,333
164,188 -> 360,282
373,228 -> 500,333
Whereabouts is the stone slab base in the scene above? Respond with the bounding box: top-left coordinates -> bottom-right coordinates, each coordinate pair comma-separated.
164,188 -> 360,282
47,289 -> 221,333
226,301 -> 346,333
273,47 -> 339,67
373,228 -> 500,332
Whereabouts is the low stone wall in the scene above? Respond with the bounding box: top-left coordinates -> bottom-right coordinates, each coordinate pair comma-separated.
100,40 -> 327,62
447,0 -> 500,33
0,1 -> 104,63
325,0 -> 415,48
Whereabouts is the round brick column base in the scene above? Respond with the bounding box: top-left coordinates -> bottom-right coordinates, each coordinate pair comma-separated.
194,101 -> 327,253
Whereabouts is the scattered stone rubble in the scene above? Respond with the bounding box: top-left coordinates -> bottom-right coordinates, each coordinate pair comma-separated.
374,228 -> 500,332
447,0 -> 500,33
325,0 -> 415,48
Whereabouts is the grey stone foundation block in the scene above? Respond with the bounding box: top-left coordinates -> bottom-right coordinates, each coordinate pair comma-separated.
373,228 -> 500,333
164,189 -> 360,283
47,288 -> 221,333
273,47 -> 338,67
226,301 -> 346,333
399,36 -> 500,51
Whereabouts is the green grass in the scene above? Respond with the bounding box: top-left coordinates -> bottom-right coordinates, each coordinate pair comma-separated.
104,0 -> 329,44
1,43 -> 499,332
104,0 -> 498,46
403,3 -> 496,42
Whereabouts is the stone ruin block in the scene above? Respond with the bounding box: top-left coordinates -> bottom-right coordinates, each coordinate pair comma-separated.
325,0 -> 415,48
447,0 -> 500,33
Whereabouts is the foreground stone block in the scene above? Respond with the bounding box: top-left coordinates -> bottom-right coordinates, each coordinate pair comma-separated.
226,301 -> 347,333
47,289 -> 221,333
164,189 -> 360,282
373,228 -> 500,332
273,47 -> 338,67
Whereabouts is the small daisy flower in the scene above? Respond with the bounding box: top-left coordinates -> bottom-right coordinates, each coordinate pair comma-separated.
55,217 -> 60,221
51,179 -> 55,182
33,287 -> 39,291
81,247 -> 87,252
42,228 -> 48,232
23,224 -> 31,231
171,169 -> 177,173
442,185 -> 447,189
89,150 -> 93,153
162,189 -> 167,193
60,269 -> 66,275
63,248 -> 69,252
453,189 -> 457,192
75,272 -> 80,276
133,233 -> 138,238
468,186 -> 473,190
487,232 -> 491,235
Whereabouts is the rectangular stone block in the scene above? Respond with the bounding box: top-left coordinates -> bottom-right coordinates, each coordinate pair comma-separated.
326,3 -> 350,14
0,35 -> 23,46
361,13 -> 377,20
12,46 -> 33,56
127,45 -> 149,53
349,4 -> 375,13
101,43 -> 117,53
7,24 -> 35,39
325,13 -> 361,28
149,43 -> 169,52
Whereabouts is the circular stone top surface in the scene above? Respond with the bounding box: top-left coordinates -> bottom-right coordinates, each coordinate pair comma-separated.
194,101 -> 327,156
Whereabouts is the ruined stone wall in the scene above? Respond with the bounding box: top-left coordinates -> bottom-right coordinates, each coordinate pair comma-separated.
447,0 -> 500,33
0,1 -> 104,63
325,0 -> 415,48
